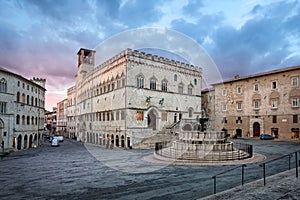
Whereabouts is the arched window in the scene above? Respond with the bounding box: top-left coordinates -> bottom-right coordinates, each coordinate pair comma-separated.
178,83 -> 184,94
17,92 -> 20,102
27,95 -> 30,104
22,115 -> 26,125
136,74 -> 144,88
27,116 -> 30,125
174,74 -> 177,81
194,79 -> 197,85
161,79 -> 168,91
31,96 -> 34,105
188,84 -> 193,95
22,93 -> 26,103
31,116 -> 34,125
150,78 -> 156,90
35,98 -> 37,106
0,78 -> 7,93
16,115 -> 20,124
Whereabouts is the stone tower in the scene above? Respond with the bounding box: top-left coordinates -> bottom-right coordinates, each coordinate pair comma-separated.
76,48 -> 96,82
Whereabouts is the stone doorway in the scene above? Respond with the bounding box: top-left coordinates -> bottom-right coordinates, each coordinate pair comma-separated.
253,122 -> 260,137
236,129 -> 242,138
148,109 -> 158,130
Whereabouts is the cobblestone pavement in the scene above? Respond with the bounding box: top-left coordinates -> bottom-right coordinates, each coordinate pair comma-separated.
0,138 -> 299,200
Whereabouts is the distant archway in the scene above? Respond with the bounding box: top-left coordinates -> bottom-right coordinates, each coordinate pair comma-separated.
115,135 -> 119,147
29,134 -> 33,148
148,109 -> 158,130
24,135 -> 28,149
17,135 -> 22,150
121,135 -> 125,148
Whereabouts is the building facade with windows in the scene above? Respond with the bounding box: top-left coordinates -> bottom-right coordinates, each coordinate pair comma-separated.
0,67 -> 46,151
66,48 -> 202,148
207,66 -> 300,139
57,99 -> 68,138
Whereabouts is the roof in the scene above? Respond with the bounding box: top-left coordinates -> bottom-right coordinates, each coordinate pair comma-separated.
212,65 -> 300,86
0,67 -> 46,90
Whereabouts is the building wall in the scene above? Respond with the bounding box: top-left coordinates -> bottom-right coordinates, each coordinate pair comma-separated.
0,68 -> 46,151
66,48 -> 202,147
57,98 -> 68,137
212,66 -> 300,139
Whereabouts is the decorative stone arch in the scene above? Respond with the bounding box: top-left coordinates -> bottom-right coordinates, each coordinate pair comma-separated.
146,106 -> 160,131
193,123 -> 201,131
250,118 -> 264,137
136,73 -> 145,88
182,123 -> 192,131
0,118 -> 4,129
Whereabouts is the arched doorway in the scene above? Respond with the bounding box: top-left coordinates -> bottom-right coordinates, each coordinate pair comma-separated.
111,134 -> 114,147
121,135 -> 125,148
127,137 -> 131,148
34,134 -> 37,147
236,129 -> 242,138
115,135 -> 119,147
253,122 -> 260,137
148,109 -> 158,130
17,135 -> 22,150
24,135 -> 28,149
29,134 -> 33,148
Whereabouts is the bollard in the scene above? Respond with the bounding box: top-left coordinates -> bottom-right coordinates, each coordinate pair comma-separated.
213,176 -> 217,194
242,164 -> 246,186
295,152 -> 298,178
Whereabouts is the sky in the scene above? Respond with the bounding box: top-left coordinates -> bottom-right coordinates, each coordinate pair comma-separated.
0,0 -> 299,111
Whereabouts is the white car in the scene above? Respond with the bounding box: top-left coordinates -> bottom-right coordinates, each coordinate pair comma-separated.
51,138 -> 59,147
54,135 -> 64,142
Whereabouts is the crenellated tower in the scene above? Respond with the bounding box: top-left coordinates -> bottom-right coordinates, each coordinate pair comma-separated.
76,48 -> 96,82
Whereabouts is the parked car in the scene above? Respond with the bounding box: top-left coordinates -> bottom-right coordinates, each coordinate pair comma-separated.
260,134 -> 275,140
51,138 -> 59,147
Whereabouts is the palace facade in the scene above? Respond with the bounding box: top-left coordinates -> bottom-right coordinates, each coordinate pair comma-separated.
0,67 -> 46,151
66,48 -> 202,148
203,66 -> 300,140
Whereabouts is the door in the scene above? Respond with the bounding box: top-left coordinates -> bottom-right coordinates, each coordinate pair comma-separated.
253,122 -> 260,137
148,109 -> 157,130
236,129 -> 242,138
